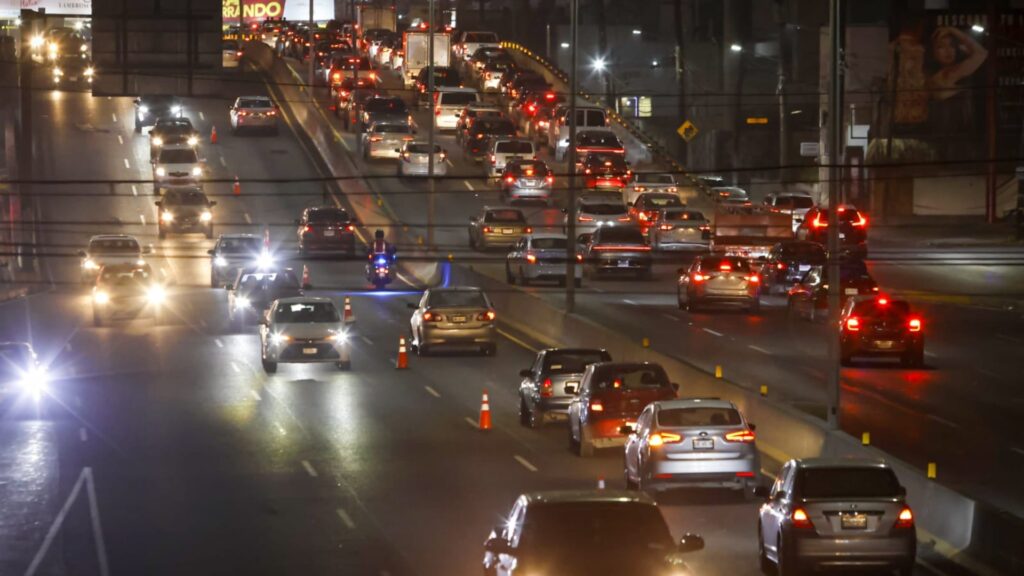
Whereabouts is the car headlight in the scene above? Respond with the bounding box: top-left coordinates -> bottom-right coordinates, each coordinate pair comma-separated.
186,136 -> 198,146
332,331 -> 349,343
171,105 -> 182,115
160,211 -> 174,222
234,296 -> 251,310
257,251 -> 273,269
139,105 -> 149,116
155,167 -> 166,177
152,136 -> 163,146
30,36 -> 44,49
270,332 -> 290,345
191,166 -> 202,177
214,255 -> 228,267
83,258 -> 99,270
93,290 -> 110,304
200,211 -> 212,222
53,68 -> 63,76
85,67 -> 94,76
147,285 -> 166,304
19,366 -> 48,396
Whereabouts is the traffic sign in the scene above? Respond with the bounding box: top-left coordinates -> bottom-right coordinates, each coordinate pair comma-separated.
677,120 -> 698,142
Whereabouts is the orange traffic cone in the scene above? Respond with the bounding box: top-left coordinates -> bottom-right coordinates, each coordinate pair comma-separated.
210,125 -> 218,144
301,264 -> 311,287
232,176 -> 241,196
343,296 -> 354,323
396,336 -> 408,369
478,390 -> 492,431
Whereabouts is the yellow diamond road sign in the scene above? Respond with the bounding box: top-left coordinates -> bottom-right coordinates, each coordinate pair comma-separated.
677,120 -> 698,142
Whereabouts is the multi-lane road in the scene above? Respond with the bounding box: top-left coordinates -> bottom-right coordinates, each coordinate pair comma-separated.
0,52 -> 1007,575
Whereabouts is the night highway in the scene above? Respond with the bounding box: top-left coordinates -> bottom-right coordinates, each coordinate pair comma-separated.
1,3 -> 1023,576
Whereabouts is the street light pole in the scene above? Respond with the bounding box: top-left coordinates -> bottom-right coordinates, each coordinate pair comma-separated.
427,0 -> 436,250
308,0 -> 315,102
826,0 -> 845,430
565,0 -> 578,313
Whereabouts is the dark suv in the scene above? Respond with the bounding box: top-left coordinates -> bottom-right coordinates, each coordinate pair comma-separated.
149,117 -> 199,160
155,187 -> 216,239
296,207 -> 358,256
518,348 -> 612,428
762,240 -> 827,294
839,296 -> 925,367
795,205 -> 868,259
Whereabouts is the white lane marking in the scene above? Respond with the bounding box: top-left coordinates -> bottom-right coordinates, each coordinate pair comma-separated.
199,111 -> 206,121
924,350 -> 938,358
301,460 -> 318,477
623,299 -> 636,305
359,335 -> 373,346
219,156 -> 227,167
341,136 -> 351,151
976,367 -> 1000,379
139,214 -> 146,226
463,180 -> 474,191
25,468 -> 110,576
231,362 -> 241,373
130,184 -> 138,196
702,328 -> 724,337
1010,446 -> 1024,457
748,345 -> 771,355
661,313 -> 679,321
591,286 -> 604,293
79,427 -> 88,442
243,212 -> 252,224
336,508 -> 356,529
111,112 -> 117,122
513,455 -> 538,472
123,158 -> 130,169
117,134 -> 123,145
927,414 -> 960,429
423,385 -> 441,398
464,416 -> 480,429
497,328 -> 537,352
250,390 -> 261,401
215,338 -> 224,348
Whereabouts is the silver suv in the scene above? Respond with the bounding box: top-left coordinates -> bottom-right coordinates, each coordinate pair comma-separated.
755,458 -> 916,576
517,348 -> 611,427
623,398 -> 759,494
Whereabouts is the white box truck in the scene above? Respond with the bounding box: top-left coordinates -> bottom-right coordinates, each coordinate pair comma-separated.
357,5 -> 397,33
401,31 -> 451,88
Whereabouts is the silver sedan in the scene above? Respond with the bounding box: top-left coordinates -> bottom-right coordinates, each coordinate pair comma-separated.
259,297 -> 351,372
408,287 -> 496,356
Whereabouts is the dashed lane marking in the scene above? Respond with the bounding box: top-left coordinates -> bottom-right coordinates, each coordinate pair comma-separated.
250,390 -> 261,401
927,414 -> 960,429
703,328 -> 724,337
219,156 -> 227,167
111,112 -> 117,122
130,185 -> 138,196
464,416 -> 479,429
79,428 -> 88,442
623,299 -> 636,305
497,328 -> 538,352
117,134 -> 123,145
244,212 -> 252,224
231,362 -> 241,373
513,455 -> 538,472
748,345 -> 771,355
463,180 -> 474,191
336,508 -> 356,529
424,385 -> 441,398
139,214 -> 146,226
123,158 -> 130,169
199,111 -> 206,121
661,313 -> 679,321
301,460 -> 318,477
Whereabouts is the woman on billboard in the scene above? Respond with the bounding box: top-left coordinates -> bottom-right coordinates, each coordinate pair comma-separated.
926,26 -> 988,158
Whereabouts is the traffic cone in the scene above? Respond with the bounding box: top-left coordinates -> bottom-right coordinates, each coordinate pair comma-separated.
210,125 -> 218,144
301,264 -> 311,287
478,389 -> 492,431
396,336 -> 408,369
343,296 -> 354,323
232,176 -> 241,196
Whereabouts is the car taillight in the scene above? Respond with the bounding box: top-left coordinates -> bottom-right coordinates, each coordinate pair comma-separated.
345,224 -> 354,232
524,226 -> 533,234
724,429 -> 756,443
505,175 -> 516,184
303,225 -> 313,233
659,224 -> 673,231
578,215 -> 594,222
477,310 -> 497,321
812,214 -> 827,228
637,211 -> 648,221
490,154 -> 496,164
895,506 -> 914,529
340,89 -> 350,98
369,136 -> 382,142
526,104 -> 537,115
589,399 -> 604,412
845,317 -> 861,331
776,262 -> 787,270
435,107 -> 441,116
576,254 -> 583,262
747,274 -> 760,284
719,263 -> 732,271
525,253 -> 537,264
546,175 -> 554,184
692,273 -> 706,282
483,226 -> 492,233
852,213 -> 867,227
647,432 -> 682,447
423,311 -> 444,322
908,318 -> 922,332
540,378 -> 553,397
332,72 -> 341,81
792,508 -> 814,529
617,216 -> 631,222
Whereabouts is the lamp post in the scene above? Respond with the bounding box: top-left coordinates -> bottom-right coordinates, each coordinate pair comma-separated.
565,0 -> 578,313
825,0 -> 845,430
427,0 -> 437,249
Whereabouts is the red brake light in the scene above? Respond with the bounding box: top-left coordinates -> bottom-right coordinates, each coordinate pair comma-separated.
747,274 -> 760,284
845,317 -> 861,331
792,508 -> 814,529
895,506 -> 914,529
852,213 -> 867,226
477,310 -> 497,322
647,432 -> 682,447
332,72 -> 341,81
692,273 -> 706,282
659,224 -> 673,231
637,212 -> 648,221
303,225 -> 313,233
908,318 -> 922,332
345,224 -> 354,232
524,226 -> 533,234
423,310 -> 443,322
812,214 -> 827,228
776,262 -> 787,270
505,175 -> 516,184
719,263 -> 732,271
589,399 -> 604,412
545,175 -> 554,184
877,297 -> 888,306
724,429 -> 756,443
544,91 -> 556,101
483,226 -> 492,233
541,378 -> 553,397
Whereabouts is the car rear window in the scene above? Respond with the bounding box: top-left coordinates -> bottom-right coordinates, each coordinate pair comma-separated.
798,467 -> 902,499
496,141 -> 534,154
592,365 -> 669,391
597,227 -> 644,244
439,92 -> 479,106
476,119 -> 516,133
308,209 -> 349,222
638,174 -> 674,185
373,124 -> 412,134
851,300 -> 911,318
237,98 -> 272,109
274,302 -> 340,323
531,237 -> 567,250
642,195 -> 681,207
699,257 -> 751,272
543,350 -> 608,374
658,407 -> 742,427
218,237 -> 261,253
165,189 -> 208,205
407,143 -> 442,154
663,210 -> 705,222
428,290 -> 488,308
817,208 -> 865,223
90,239 -> 140,253
580,202 -> 627,215
780,243 -> 826,258
158,148 -> 198,163
484,210 -> 525,223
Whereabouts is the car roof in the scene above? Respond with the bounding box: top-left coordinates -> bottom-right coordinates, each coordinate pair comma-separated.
528,233 -> 567,241
578,193 -> 624,204
90,234 -> 136,241
428,286 -> 483,293
239,266 -> 295,274
274,296 -> 332,305
437,87 -> 478,94
218,233 -> 259,240
483,205 -> 524,212
794,457 -> 891,470
653,398 -> 736,411
522,490 -> 655,506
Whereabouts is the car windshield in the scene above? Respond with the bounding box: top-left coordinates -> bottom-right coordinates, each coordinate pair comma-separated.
700,257 -> 751,272
475,120 -> 515,133
543,350 -> 607,374
638,174 -> 675,184
365,99 -> 407,113
531,237 -> 567,250
581,202 -> 626,215
217,237 -> 261,254
407,143 -> 442,154
240,271 -> 300,290
158,148 -> 198,163
578,132 -> 621,148
592,365 -> 669,390
519,502 -> 673,554
509,161 -> 546,174
274,302 -> 340,323
781,243 -> 826,258
484,210 -> 524,223
90,238 -> 140,253
427,290 -> 488,308
658,407 -> 742,427
237,98 -> 272,109
852,300 -> 911,318
664,210 -> 705,222
165,189 -> 207,205
155,119 -> 193,132
439,92 -> 478,106
598,227 -> 644,244
141,95 -> 177,107
308,209 -> 349,223
798,467 -> 902,499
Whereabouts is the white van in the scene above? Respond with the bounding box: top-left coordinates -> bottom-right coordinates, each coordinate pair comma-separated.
433,87 -> 480,130
548,105 -> 608,161
487,138 -> 536,178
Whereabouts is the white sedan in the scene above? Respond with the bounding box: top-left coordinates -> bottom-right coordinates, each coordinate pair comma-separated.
259,297 -> 351,373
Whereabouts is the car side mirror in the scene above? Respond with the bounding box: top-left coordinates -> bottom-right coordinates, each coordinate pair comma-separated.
618,424 -> 635,435
677,533 -> 705,553
484,537 -> 512,555
753,485 -> 770,499
519,369 -> 532,378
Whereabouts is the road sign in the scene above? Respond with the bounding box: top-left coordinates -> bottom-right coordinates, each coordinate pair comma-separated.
677,120 -> 698,142
800,142 -> 820,157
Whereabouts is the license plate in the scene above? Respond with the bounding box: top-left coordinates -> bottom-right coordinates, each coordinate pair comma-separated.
564,381 -> 579,394
618,260 -> 630,267
303,347 -> 317,355
875,340 -> 894,349
845,288 -> 858,295
451,315 -> 467,323
501,228 -> 514,234
324,230 -> 335,236
693,438 -> 714,450
841,513 -> 868,529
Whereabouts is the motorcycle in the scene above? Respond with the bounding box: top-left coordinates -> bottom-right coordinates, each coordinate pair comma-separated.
366,254 -> 393,289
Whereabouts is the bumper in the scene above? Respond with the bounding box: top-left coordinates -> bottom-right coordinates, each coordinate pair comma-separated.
236,116 -> 277,128
162,220 -> 211,233
507,186 -> 551,200
301,236 -> 356,253
843,336 -> 922,357
421,324 -> 496,347
590,256 -> 651,272
368,143 -> 402,159
690,289 -> 759,304
586,418 -> 635,447
794,532 -> 915,570
435,115 -> 459,130
643,453 -> 760,489
95,299 -> 161,319
401,162 -> 449,176
266,341 -> 350,363
479,233 -> 521,248
154,175 -> 200,187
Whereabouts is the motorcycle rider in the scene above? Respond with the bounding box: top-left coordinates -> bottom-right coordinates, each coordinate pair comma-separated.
366,229 -> 397,279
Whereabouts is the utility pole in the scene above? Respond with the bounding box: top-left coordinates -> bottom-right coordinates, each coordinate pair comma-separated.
187,0 -> 194,96
985,0 -> 997,224
825,0 -> 845,430
308,0 -> 315,102
426,0 -> 436,249
565,0 -> 578,312
16,9 -> 36,273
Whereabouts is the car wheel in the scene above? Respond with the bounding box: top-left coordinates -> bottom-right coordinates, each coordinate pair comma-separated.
336,360 -> 351,371
505,264 -> 515,285
577,425 -> 594,457
518,398 -> 531,427
262,358 -> 277,373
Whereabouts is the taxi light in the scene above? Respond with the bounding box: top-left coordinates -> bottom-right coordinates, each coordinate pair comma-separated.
908,318 -> 922,332
648,432 -> 682,447
589,399 -> 604,412
724,429 -> 756,443
477,310 -> 497,321
792,507 -> 814,529
540,377 -> 553,397
895,506 -> 915,529
526,253 -> 537,264
845,317 -> 861,331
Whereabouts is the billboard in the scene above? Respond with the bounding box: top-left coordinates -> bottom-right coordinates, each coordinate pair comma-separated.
223,0 -> 333,26
0,0 -> 91,17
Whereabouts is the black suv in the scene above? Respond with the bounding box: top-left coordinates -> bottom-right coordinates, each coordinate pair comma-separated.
358,97 -> 409,133
580,225 -> 652,280
839,296 -> 924,367
762,240 -> 827,294
795,205 -> 868,259
134,94 -> 183,132
463,117 -> 517,160
155,187 -> 216,239
149,117 -> 199,160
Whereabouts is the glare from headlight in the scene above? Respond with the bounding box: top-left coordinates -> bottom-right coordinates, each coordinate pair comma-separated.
257,251 -> 273,269
53,68 -> 63,76
160,211 -> 174,222
152,136 -> 163,146
186,136 -> 198,146
85,67 -> 95,76
30,35 -> 43,49
94,290 -> 110,304
214,255 -> 228,267
171,105 -> 182,115
270,332 -> 290,345
136,259 -> 146,267
19,367 -> 48,396
234,296 -> 251,309
332,331 -> 349,343
147,285 -> 166,304
155,167 -> 166,177
200,211 -> 212,222
80,44 -> 88,52
83,259 -> 99,270
139,105 -> 149,115
191,166 -> 202,176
